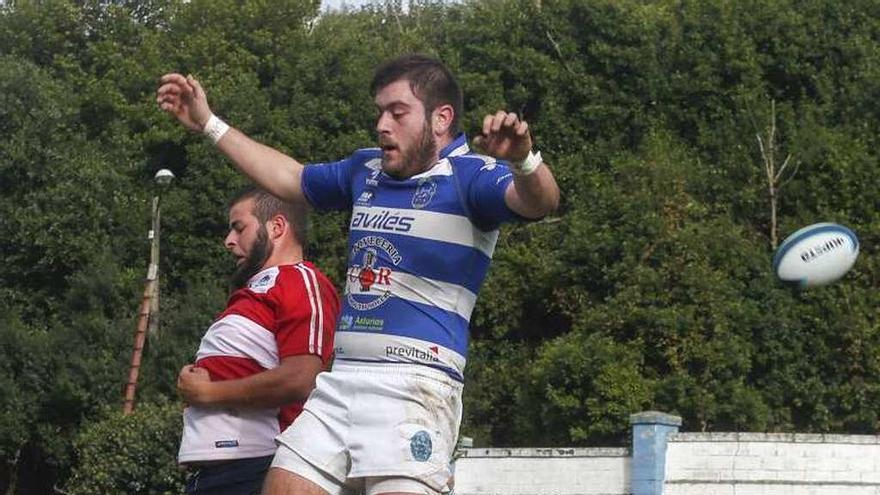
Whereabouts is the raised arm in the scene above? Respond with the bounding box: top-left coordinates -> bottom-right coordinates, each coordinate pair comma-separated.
157,73 -> 305,203
473,111 -> 560,219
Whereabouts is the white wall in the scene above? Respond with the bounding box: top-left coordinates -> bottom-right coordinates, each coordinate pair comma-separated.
664,432 -> 880,495
452,430 -> 880,495
454,447 -> 630,495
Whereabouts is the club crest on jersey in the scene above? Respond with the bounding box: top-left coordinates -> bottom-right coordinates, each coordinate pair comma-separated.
247,269 -> 278,294
346,235 -> 401,311
412,178 -> 437,209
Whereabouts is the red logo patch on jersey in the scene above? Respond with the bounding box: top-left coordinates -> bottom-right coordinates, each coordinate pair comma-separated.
346,236 -> 401,311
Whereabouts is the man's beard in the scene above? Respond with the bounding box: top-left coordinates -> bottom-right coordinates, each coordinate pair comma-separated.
229,225 -> 272,290
385,118 -> 437,178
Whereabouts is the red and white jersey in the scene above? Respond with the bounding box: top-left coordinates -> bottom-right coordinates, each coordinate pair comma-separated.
178,262 -> 340,463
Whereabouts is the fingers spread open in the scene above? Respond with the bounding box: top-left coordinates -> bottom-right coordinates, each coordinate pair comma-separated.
490,110 -> 506,132
186,75 -> 202,100
502,112 -> 518,129
481,114 -> 494,137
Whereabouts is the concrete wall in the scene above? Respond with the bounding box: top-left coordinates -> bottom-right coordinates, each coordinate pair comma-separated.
452,412 -> 880,495
454,447 -> 630,495
664,432 -> 880,495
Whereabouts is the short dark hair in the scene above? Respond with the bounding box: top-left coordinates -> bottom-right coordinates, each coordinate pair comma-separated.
229,186 -> 308,247
370,54 -> 463,134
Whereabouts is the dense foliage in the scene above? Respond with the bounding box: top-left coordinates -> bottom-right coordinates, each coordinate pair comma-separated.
0,0 -> 877,492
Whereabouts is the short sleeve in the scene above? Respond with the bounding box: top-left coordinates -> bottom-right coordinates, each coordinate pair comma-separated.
462,159 -> 525,230
301,158 -> 355,211
270,265 -> 339,364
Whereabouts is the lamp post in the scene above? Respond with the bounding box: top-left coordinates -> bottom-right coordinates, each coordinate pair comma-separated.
123,169 -> 174,415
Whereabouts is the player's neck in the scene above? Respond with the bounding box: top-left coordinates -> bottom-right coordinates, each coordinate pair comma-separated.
405,134 -> 452,178
262,244 -> 303,268
436,133 -> 453,157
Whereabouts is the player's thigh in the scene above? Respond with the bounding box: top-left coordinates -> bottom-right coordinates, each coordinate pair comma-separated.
270,441 -> 361,495
261,467 -> 329,495
365,476 -> 440,495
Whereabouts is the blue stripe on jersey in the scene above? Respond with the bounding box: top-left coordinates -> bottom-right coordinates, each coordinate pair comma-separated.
338,296 -> 470,356
355,175 -> 472,217
333,358 -> 464,382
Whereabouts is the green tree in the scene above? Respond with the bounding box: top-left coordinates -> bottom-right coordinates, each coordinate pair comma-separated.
65,400 -> 185,495
0,0 -> 878,491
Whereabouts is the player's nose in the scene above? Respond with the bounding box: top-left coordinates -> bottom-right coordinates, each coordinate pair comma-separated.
376,111 -> 392,134
224,231 -> 237,250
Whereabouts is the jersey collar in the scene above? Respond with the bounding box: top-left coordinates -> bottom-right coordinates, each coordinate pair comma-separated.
389,133 -> 469,182
440,132 -> 469,158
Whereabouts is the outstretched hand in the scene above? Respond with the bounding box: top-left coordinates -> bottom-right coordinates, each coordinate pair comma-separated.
472,111 -> 533,163
156,74 -> 213,132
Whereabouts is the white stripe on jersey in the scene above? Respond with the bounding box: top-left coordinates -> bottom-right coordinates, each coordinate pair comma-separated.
447,141 -> 470,157
294,263 -> 324,355
370,157 -> 456,180
345,270 -> 477,321
350,205 -> 500,258
465,152 -> 498,168
196,314 -> 279,369
333,332 -> 467,377
409,149 -> 491,179
410,159 -> 453,179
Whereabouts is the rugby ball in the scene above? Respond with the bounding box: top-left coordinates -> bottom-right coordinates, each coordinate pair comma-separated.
772,222 -> 859,287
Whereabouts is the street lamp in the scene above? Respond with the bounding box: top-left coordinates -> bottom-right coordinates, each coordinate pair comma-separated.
154,168 -> 174,186
147,169 -> 174,338
123,169 -> 174,415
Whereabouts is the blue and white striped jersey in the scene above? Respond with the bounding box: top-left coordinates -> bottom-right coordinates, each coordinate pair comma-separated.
302,133 -> 521,381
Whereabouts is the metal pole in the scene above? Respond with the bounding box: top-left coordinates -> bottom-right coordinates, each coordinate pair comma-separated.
148,197 -> 161,339
123,195 -> 160,415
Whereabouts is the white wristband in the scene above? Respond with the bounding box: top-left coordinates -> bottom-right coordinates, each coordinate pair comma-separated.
203,114 -> 230,144
510,150 -> 542,176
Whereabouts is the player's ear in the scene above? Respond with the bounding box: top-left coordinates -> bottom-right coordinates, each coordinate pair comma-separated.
432,105 -> 454,135
268,214 -> 288,239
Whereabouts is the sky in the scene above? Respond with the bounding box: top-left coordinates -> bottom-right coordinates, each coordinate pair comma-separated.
321,0 -> 387,11
320,0 -> 460,12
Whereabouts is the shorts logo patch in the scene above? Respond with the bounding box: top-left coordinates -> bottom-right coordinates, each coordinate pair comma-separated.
410,430 -> 433,462
215,440 -> 239,448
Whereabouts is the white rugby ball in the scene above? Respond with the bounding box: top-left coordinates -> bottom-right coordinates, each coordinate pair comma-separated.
772,222 -> 859,287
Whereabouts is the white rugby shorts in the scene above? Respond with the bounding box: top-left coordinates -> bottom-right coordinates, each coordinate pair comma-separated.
273,361 -> 463,494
